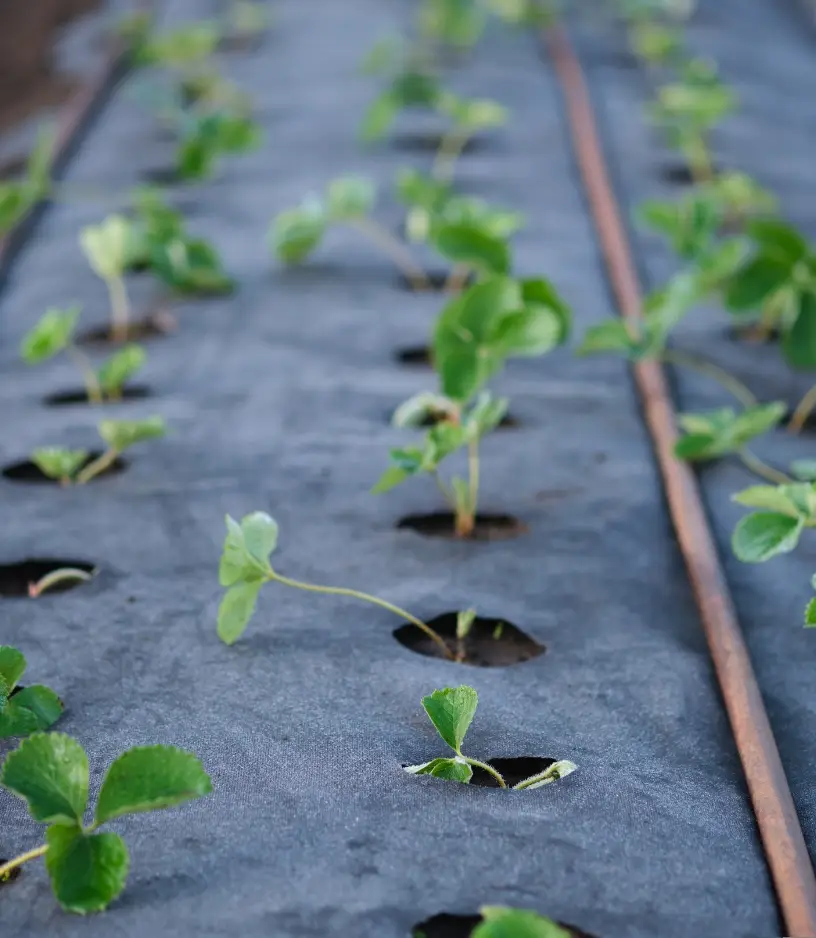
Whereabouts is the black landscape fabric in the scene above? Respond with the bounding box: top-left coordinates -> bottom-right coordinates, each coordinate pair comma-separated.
0,0 -> 804,936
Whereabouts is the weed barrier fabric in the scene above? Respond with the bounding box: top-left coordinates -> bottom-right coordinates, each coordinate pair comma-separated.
571,0 -> 816,865
0,1 -> 780,936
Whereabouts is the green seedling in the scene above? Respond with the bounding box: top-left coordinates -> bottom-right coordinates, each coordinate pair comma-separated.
375,276 -> 570,537
429,220 -> 514,291
270,176 -> 430,290
432,92 -> 508,183
174,110 -> 261,181
224,1 -> 269,43
418,0 -> 487,50
127,188 -> 233,294
628,20 -> 683,65
80,215 -> 133,344
0,647 -> 63,739
475,907 -> 571,938
650,59 -> 735,183
0,733 -> 211,913
32,416 -> 166,486
0,126 -> 55,236
731,481 -> 816,563
405,686 -> 576,788
361,69 -> 442,143
21,306 -> 145,404
217,512 -> 453,657
131,20 -> 220,69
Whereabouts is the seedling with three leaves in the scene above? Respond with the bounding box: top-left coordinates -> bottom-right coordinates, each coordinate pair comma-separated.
0,646 -> 62,739
405,686 -> 576,788
0,734 -> 211,913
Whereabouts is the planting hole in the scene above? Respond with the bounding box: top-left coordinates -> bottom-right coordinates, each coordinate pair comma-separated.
471,756 -> 558,788
395,270 -> 477,293
394,345 -> 432,367
726,323 -> 780,345
397,512 -> 527,541
77,311 -> 177,346
0,559 -> 96,598
784,407 -> 816,434
391,132 -> 484,155
387,408 -> 518,430
2,453 -> 126,484
0,861 -> 22,886
44,385 -> 152,407
411,913 -> 597,938
660,162 -> 722,186
141,166 -> 182,186
394,612 -> 543,667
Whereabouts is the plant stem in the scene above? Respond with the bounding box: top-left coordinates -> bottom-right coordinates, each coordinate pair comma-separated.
513,761 -> 575,790
432,470 -> 458,513
463,756 -> 507,788
662,348 -> 757,407
684,134 -> 714,184
66,344 -> 103,404
432,126 -> 471,183
28,567 -> 93,598
268,571 -> 454,659
107,276 -> 130,344
468,437 -> 480,523
75,448 -> 120,485
347,217 -> 430,291
0,845 -> 48,880
737,449 -> 792,486
788,383 -> 816,434
443,263 -> 471,294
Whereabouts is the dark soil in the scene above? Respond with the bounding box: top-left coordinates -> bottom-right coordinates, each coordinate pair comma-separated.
0,558 -> 96,598
397,512 -> 527,541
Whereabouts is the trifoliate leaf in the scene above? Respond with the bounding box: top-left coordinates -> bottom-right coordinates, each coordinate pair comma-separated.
0,686 -> 63,739
240,512 -> 279,567
45,825 -> 129,915
30,448 -> 88,483
675,403 -> 785,461
219,514 -> 273,586
21,307 -> 81,363
421,686 -> 478,755
476,907 -> 571,938
404,757 -> 473,783
95,746 -> 211,826
96,345 -> 145,395
217,580 -> 263,645
732,512 -> 805,563
0,732 -> 88,825
732,485 -> 808,518
98,416 -> 166,452
271,199 -> 327,264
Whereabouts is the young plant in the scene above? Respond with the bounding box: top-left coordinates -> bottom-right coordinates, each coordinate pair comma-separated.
628,20 -> 684,65
649,59 -> 735,183
270,176 -> 430,290
361,69 -> 442,144
31,416 -> 166,486
217,512 -> 453,657
431,92 -> 508,183
405,686 -> 576,788
0,126 -> 55,236
429,219 -> 514,291
21,306 -> 145,404
0,733 -> 211,913
174,109 -> 261,181
0,647 -> 63,739
731,481 -> 816,563
80,216 -> 133,344
418,0 -> 488,51
474,907 -> 572,938
374,276 -> 571,535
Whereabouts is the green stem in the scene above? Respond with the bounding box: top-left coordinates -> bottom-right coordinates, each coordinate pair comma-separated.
432,126 -> 471,183
662,348 -> 757,407
432,470 -> 458,513
0,845 -> 48,880
788,383 -> 816,434
683,134 -> 714,184
75,448 -> 120,485
267,571 -> 454,660
738,449 -> 792,486
28,567 -> 93,598
347,218 -> 430,291
66,343 -> 103,404
443,263 -> 471,294
468,437 -> 480,523
107,276 -> 130,344
463,756 -> 507,788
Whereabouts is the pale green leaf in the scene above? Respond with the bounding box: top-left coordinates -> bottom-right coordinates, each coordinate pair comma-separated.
217,580 -> 263,645
421,686 -> 478,755
732,512 -> 804,563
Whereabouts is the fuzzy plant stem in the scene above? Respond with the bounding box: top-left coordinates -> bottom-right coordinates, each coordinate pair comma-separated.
107,276 -> 131,344
347,217 -> 430,291
75,448 -> 121,485
683,134 -> 715,184
267,571 -> 454,659
432,126 -> 472,183
443,263 -> 472,294
66,344 -> 103,404
0,845 -> 48,880
28,567 -> 93,598
738,449 -> 792,486
662,348 -> 757,407
463,756 -> 507,788
467,437 -> 480,522
788,383 -> 816,434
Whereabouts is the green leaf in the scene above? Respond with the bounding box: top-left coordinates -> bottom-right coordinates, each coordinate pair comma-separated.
675,403 -> 785,461
96,345 -> 145,395
151,238 -> 234,295
476,907 -> 571,938
421,686 -> 478,755
0,685 -> 63,738
783,291 -> 816,371
520,279 -> 571,342
359,93 -> 398,143
747,219 -> 808,265
732,485 -> 805,517
577,320 -> 639,357
219,514 -> 273,586
80,216 -> 131,281
431,223 -> 510,276
21,306 -> 81,363
805,598 -> 816,628
270,199 -> 327,264
371,464 -> 412,494
0,646 -> 26,691
439,93 -> 507,131
489,307 -> 562,358
465,392 -> 508,438
98,416 -> 166,452
240,512 -> 279,567
30,448 -> 88,483
95,746 -> 211,826
732,512 -> 805,563
0,732 -> 88,825
791,460 -> 816,482
723,255 -> 791,312
326,176 -> 375,220
45,825 -> 129,915
217,580 -> 263,645
404,757 -> 473,783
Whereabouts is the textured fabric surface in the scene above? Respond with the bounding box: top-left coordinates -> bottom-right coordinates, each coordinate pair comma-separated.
0,1 -> 785,936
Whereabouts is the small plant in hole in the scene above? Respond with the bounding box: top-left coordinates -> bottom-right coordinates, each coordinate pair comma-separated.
30,416 -> 166,486
80,215 -> 135,344
731,480 -> 816,565
0,733 -> 211,913
405,686 -> 576,788
21,306 -> 146,404
431,92 -> 507,183
628,20 -> 684,66
374,276 -> 571,536
474,906 -> 575,938
0,126 -> 54,236
217,512 -> 453,657
0,646 -> 63,739
173,108 -> 262,182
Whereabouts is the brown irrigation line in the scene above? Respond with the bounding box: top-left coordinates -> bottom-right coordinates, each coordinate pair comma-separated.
544,23 -> 816,938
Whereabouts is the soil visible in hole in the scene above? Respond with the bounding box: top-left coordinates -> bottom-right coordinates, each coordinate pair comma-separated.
397,512 -> 527,541
783,407 -> 816,434
412,912 -> 597,938
390,132 -> 484,155
471,756 -> 557,788
0,860 -> 22,886
388,408 -> 519,430
394,345 -> 432,367
396,270 -> 477,293
44,384 -> 152,406
394,612 -> 544,667
660,162 -> 722,186
2,453 -> 126,484
0,559 -> 96,598
727,322 -> 780,344
77,311 -> 177,346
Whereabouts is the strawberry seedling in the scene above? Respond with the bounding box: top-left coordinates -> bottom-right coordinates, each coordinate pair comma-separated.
731,481 -> 816,563
0,734 -> 211,913
431,92 -> 508,183
0,647 -> 63,739
80,215 -> 134,344
475,907 -> 573,938
405,686 -> 576,788
173,109 -> 261,181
